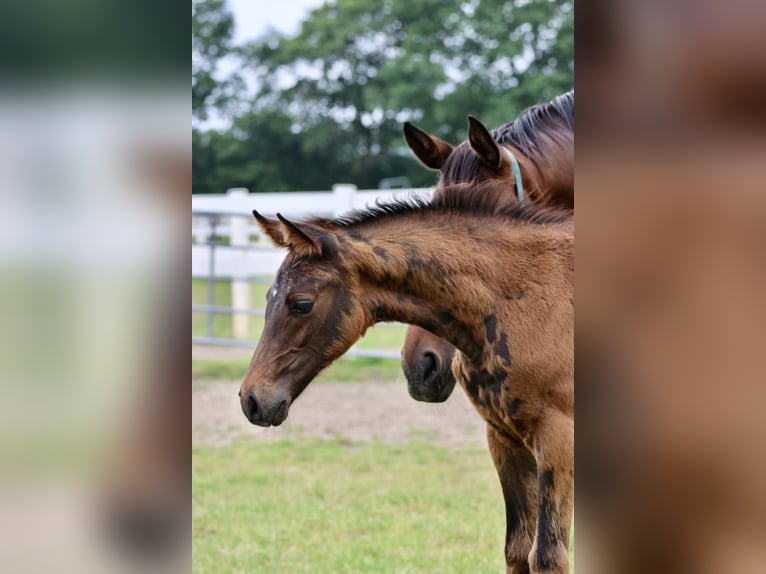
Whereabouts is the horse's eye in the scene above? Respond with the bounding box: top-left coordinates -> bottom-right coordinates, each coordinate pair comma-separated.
289,299 -> 314,315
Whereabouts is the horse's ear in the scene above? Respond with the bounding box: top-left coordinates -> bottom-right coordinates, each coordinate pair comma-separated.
403,122 -> 454,170
253,210 -> 288,247
276,213 -> 338,258
467,115 -> 502,170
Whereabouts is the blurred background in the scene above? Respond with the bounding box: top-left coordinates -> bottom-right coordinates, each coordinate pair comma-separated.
0,1 -> 188,573
576,1 -> 766,573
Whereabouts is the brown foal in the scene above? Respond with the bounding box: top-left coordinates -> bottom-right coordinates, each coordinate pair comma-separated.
240,181 -> 574,573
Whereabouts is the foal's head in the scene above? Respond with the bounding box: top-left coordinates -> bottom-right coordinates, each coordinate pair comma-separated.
238,214 -> 368,426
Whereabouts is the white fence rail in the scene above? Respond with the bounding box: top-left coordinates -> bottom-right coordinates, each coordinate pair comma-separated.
192,185 -> 433,355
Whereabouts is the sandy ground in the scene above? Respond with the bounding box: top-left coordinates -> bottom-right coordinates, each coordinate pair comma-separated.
193,378 -> 487,449
192,344 -> 487,448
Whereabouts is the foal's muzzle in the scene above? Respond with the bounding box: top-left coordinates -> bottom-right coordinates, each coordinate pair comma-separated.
241,390 -> 290,427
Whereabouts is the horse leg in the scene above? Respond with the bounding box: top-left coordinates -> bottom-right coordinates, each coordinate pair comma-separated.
528,409 -> 574,574
487,426 -> 538,574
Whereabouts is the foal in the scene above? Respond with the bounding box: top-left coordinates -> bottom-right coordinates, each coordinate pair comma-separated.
239,181 -> 574,573
402,91 -> 574,403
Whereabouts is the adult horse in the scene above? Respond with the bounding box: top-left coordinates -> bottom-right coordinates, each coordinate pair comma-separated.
401,91 -> 574,403
404,90 -> 573,206
239,181 -> 574,573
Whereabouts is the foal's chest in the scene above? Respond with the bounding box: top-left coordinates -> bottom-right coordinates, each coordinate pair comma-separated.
453,355 -> 533,443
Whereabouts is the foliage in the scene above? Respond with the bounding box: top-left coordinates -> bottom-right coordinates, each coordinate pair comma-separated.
192,0 -> 573,193
192,0 -> 242,122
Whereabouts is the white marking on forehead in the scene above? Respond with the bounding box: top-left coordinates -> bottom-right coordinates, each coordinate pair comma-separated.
269,279 -> 282,300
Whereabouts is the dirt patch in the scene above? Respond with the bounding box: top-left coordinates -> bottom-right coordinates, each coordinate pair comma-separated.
193,379 -> 487,449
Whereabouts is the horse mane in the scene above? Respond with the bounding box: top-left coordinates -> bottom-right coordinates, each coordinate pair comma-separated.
440,90 -> 574,185
312,180 -> 571,230
495,90 -> 574,159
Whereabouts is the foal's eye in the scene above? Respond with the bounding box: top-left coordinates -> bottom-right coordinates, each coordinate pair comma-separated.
289,299 -> 314,315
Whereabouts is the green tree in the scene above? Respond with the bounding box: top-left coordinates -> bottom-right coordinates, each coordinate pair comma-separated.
192,0 -> 240,122
194,0 -> 573,192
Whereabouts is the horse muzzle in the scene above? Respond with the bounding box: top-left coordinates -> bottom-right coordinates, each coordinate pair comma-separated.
402,351 -> 456,403
241,389 -> 290,427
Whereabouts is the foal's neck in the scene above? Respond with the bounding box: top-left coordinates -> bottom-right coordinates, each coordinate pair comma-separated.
350,214 -> 571,362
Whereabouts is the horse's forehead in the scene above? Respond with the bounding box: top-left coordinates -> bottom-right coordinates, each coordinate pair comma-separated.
440,142 -> 491,185
274,257 -> 333,291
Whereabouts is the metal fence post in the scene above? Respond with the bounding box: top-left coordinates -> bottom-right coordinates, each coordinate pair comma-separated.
206,215 -> 218,338
228,187 -> 252,339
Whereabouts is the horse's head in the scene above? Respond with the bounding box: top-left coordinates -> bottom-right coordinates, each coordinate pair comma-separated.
403,117 -> 524,187
239,212 -> 367,427
399,111 -> 573,405
405,103 -> 575,209
400,325 -> 457,403
401,117 -> 520,404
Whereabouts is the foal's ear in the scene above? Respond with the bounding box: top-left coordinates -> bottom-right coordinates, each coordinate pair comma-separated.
276,213 -> 338,258
403,122 -> 454,170
253,210 -> 288,247
467,115 -> 502,170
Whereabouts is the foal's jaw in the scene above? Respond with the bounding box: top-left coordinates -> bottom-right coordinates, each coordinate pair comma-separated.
240,337 -> 335,427
240,355 -> 328,427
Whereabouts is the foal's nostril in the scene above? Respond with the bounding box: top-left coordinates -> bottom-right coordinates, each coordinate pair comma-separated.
245,391 -> 260,421
420,351 -> 440,385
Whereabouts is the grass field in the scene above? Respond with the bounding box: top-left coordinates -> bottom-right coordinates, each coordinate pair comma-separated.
192,437 -> 574,573
193,438 -> 505,573
192,279 -> 405,350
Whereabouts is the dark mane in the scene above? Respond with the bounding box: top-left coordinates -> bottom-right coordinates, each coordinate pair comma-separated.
495,90 -> 574,160
440,90 -> 574,184
313,180 -> 571,230
433,181 -> 571,225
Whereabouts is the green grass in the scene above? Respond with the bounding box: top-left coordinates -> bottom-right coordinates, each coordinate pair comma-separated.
192,439 -> 574,573
193,279 -> 405,349
193,355 -> 403,383
193,439 -> 503,573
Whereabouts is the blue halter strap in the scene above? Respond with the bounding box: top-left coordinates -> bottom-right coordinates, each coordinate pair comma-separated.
503,148 -> 525,207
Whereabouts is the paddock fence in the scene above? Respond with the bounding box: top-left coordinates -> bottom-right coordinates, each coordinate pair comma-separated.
192,184 -> 433,359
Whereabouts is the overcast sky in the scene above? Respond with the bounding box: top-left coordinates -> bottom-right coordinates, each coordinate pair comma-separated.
196,1 -> 326,130
227,0 -> 326,42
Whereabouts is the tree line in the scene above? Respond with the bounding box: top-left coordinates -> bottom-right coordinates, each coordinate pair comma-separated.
192,0 -> 573,194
